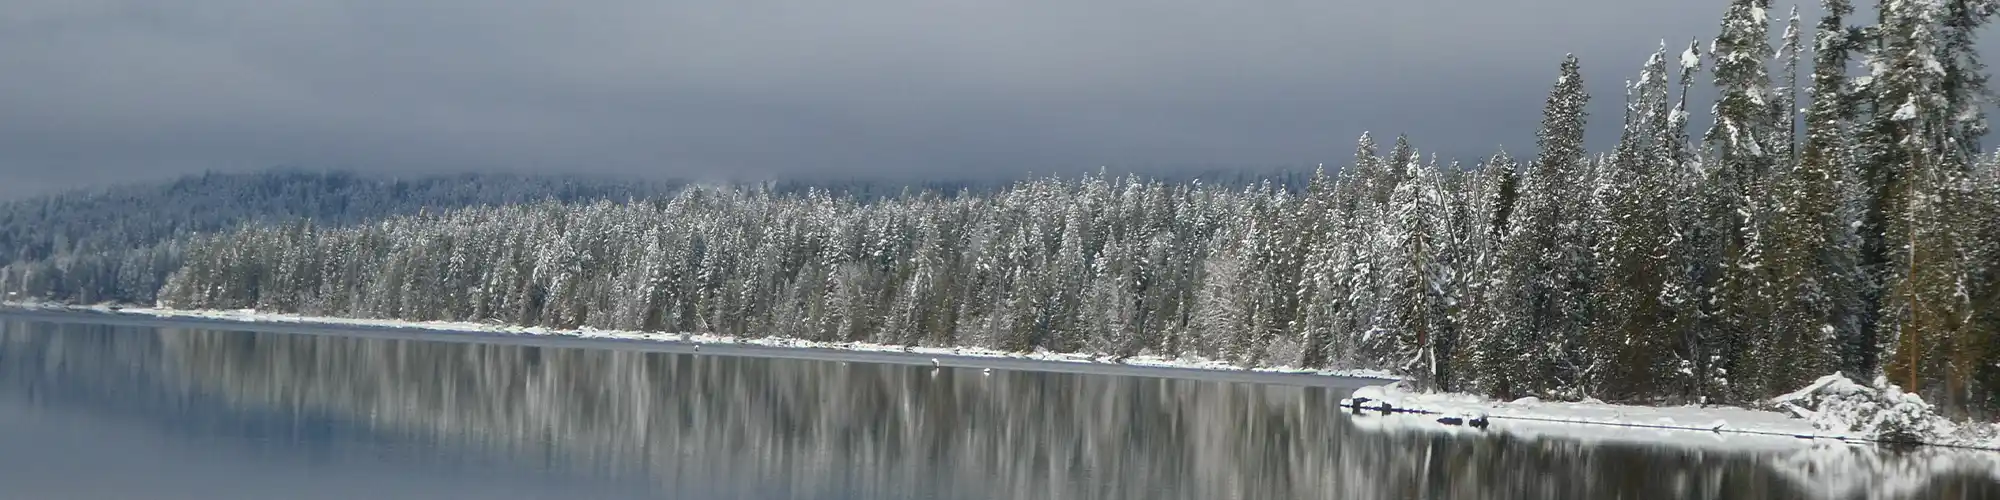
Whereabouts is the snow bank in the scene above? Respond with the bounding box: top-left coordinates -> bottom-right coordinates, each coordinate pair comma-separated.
1348,380 -> 2000,496
0,302 -> 1396,381
1338,381 -> 1855,449
1769,373 -> 1999,448
1341,375 -> 2000,452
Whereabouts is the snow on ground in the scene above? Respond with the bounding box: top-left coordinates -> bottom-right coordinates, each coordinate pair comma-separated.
1340,381 -> 2000,498
1343,382 -> 1866,448
1769,373 -> 2000,450
0,301 -> 1394,380
1340,378 -> 2000,452
1342,398 -> 1826,452
1350,408 -> 2000,498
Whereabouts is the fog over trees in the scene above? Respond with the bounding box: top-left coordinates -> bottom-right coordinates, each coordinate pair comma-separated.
5,0 -> 2000,415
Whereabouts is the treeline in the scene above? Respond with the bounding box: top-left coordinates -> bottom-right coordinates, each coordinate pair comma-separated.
0,168 -> 1321,304
0,169 -> 687,303
15,0 -> 2000,415
763,166 -> 1321,201
0,169 -> 687,263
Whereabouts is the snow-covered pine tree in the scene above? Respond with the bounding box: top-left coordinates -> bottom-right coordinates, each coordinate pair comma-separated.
1963,155 -> 2000,410
1937,151 -> 1991,411
1330,136 -> 1390,368
1344,133 -> 1387,212
1824,140 -> 1876,378
1261,177 -> 1314,362
1783,8 -> 1807,165
1155,183 -> 1211,360
1764,0 -> 1859,392
1481,55 -> 1591,399
1485,150 -> 1523,241
1383,152 -> 1447,387
1658,46 -> 1707,395
1936,0 -> 1994,158
1709,0 -> 1781,169
1383,135 -> 1417,205
1295,166 -> 1344,368
1932,0 -> 2000,413
1456,150 -> 1515,394
1869,0 -> 1965,394
1653,38 -> 1723,400
1194,227 -> 1253,361
1703,0 -> 1788,400
1465,151 -> 1524,388
1591,44 -> 1686,399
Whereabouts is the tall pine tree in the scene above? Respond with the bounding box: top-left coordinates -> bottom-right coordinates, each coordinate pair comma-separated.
1765,0 -> 1859,392
1484,55 -> 1593,398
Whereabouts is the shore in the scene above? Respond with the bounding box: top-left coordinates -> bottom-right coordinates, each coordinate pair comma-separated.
0,302 -> 1391,389
5,301 -> 1995,453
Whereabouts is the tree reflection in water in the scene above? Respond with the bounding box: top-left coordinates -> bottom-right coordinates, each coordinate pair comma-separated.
3,320 -> 1997,500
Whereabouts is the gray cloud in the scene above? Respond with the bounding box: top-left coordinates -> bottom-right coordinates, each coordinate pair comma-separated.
0,0 -> 1967,197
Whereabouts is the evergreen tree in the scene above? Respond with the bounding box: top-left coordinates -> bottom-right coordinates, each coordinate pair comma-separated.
1383,153 -> 1447,386
1765,0 -> 1860,392
1965,156 -> 2000,410
1296,166 -> 1346,368
1937,0 -> 1994,157
1483,55 -> 1592,398
1705,0 -> 1785,400
1779,7 -> 1806,165
1592,44 -> 1686,399
1870,0 -> 1964,394
1486,150 -> 1523,241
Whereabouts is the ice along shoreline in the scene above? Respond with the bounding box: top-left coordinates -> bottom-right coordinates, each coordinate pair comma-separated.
4,301 -> 1995,453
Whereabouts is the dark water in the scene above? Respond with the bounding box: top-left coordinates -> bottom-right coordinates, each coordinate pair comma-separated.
1,316 -> 1997,499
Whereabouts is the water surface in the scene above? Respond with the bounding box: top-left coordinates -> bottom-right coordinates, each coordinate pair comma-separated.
0,314 -> 1994,499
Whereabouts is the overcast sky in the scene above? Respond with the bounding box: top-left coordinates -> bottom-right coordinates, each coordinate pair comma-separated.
2,0 -> 1988,198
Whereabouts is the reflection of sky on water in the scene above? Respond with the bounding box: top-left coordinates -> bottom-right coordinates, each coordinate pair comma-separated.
0,318 -> 1995,500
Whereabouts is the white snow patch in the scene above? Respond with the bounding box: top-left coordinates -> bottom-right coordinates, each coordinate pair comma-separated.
1766,372 -> 1999,448
1894,99 -> 1919,121
1343,376 -> 2000,451
1,302 -> 1396,380
1353,398 -> 2000,497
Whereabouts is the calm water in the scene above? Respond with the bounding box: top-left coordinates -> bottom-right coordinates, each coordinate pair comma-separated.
1,314 -> 1996,499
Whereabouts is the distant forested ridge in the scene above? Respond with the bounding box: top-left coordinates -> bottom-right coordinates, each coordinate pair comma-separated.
0,169 -> 686,262
9,0 -> 2000,416
0,168 -> 1310,305
763,166 -> 1321,200
0,169 -> 686,302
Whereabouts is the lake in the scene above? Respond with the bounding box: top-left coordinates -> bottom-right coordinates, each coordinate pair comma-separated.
1,311 -> 1995,499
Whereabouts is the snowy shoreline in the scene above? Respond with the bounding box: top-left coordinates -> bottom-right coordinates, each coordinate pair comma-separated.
1341,382 -> 1984,451
0,301 -> 1392,382
5,300 -> 1996,453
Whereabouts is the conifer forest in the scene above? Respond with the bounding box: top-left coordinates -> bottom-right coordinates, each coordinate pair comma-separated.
7,0 -> 2000,417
